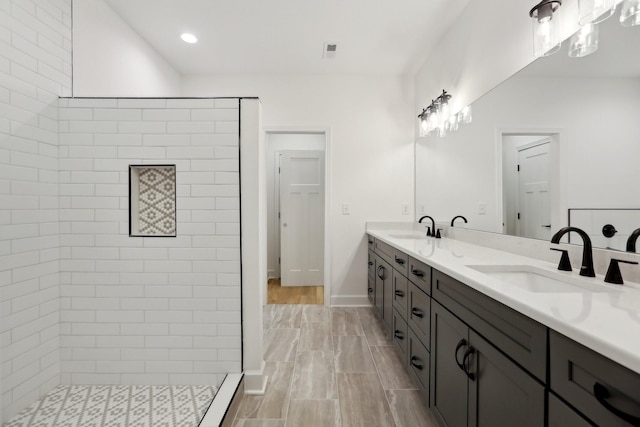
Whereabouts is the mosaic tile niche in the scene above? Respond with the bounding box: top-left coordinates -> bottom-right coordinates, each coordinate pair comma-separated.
129,165 -> 177,237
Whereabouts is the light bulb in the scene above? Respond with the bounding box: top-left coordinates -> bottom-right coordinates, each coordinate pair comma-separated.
533,18 -> 561,57
568,23 -> 599,58
181,33 -> 198,44
620,0 -> 640,26
460,105 -> 472,124
578,0 -> 615,25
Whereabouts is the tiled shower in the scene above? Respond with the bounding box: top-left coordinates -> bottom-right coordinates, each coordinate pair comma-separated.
1,1 -> 244,424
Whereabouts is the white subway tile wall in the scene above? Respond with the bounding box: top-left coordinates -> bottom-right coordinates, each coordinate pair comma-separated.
57,97 -> 242,388
1,0 -> 72,422
1,0 -> 244,423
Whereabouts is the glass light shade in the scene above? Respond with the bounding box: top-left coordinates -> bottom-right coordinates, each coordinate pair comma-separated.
460,105 -> 472,124
447,114 -> 459,132
419,117 -> 428,137
568,23 -> 599,58
620,0 -> 640,26
532,17 -> 562,57
578,0 -> 616,25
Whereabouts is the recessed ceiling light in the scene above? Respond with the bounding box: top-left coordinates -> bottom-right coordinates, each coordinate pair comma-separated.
181,33 -> 198,44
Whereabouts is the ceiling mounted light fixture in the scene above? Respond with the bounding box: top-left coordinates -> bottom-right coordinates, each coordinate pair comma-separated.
578,0 -> 616,25
181,33 -> 198,44
620,0 -> 640,26
568,23 -> 599,57
530,0 -> 563,57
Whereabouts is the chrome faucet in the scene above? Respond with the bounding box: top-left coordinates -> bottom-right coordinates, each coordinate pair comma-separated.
418,215 -> 438,238
626,228 -> 640,252
551,227 -> 595,277
450,215 -> 468,227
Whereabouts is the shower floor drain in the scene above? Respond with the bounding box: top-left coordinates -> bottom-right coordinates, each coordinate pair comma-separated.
5,384 -> 217,427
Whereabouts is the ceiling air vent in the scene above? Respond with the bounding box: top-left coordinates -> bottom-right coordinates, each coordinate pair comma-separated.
323,42 -> 337,59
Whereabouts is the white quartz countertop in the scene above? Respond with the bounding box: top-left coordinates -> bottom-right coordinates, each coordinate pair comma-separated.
367,224 -> 640,375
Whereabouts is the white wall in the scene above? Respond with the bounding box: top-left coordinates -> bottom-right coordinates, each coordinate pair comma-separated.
57,97 -> 242,386
0,0 -> 72,422
414,0 -> 586,122
182,74 -> 415,305
266,133 -> 325,278
73,0 -> 181,97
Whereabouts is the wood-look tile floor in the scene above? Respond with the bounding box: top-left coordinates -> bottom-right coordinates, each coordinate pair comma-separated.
232,305 -> 439,427
267,278 -> 324,305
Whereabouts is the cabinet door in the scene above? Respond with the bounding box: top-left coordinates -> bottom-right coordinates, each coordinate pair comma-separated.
430,301 -> 469,427
382,258 -> 393,330
374,256 -> 390,322
548,393 -> 593,427
367,273 -> 375,306
392,269 -> 408,321
467,330 -> 544,427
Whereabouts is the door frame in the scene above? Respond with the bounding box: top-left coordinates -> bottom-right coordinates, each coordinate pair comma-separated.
264,127 -> 332,306
495,128 -> 566,237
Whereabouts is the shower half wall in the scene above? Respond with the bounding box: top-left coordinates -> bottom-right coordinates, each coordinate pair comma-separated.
57,97 -> 244,387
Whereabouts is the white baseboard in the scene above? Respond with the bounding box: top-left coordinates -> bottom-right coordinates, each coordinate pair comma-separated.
330,295 -> 370,307
243,367 -> 268,395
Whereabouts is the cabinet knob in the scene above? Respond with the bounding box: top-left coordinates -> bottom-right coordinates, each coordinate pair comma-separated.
411,269 -> 425,278
411,307 -> 424,318
394,256 -> 405,265
395,290 -> 404,297
394,330 -> 404,340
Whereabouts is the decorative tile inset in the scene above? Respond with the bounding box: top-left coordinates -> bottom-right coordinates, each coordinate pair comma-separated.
130,165 -> 177,237
5,384 -> 217,427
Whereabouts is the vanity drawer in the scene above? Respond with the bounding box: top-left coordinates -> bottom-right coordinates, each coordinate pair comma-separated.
432,269 -> 547,381
408,328 -> 430,403
548,393 -> 592,427
408,282 -> 430,350
374,238 -> 395,266
392,308 -> 408,357
367,234 -> 375,251
550,331 -> 640,427
392,269 -> 408,320
408,256 -> 431,295
391,249 -> 409,277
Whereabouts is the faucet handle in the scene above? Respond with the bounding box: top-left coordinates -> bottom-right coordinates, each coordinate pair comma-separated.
550,248 -> 572,271
435,228 -> 442,239
605,258 -> 639,285
425,226 -> 432,237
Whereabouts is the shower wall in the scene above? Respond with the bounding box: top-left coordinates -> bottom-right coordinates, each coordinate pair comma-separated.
57,98 -> 242,385
1,0 -> 72,422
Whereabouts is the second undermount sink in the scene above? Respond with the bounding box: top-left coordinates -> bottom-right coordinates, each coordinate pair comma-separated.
466,264 -> 618,294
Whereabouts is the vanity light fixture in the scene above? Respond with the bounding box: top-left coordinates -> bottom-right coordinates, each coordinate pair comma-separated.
418,90 -> 472,138
620,0 -> 640,26
530,0 -> 563,57
568,23 -> 599,57
578,0 -> 616,25
181,33 -> 198,44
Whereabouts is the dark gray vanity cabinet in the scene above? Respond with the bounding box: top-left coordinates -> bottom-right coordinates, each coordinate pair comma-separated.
430,301 -> 470,427
431,301 -> 545,427
367,249 -> 375,306
550,331 -> 640,426
548,394 -> 593,427
374,254 -> 391,324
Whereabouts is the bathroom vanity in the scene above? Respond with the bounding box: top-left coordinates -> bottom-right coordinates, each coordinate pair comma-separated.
367,225 -> 640,427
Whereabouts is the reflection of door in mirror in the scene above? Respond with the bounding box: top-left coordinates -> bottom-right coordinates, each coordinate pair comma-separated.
502,135 -> 555,240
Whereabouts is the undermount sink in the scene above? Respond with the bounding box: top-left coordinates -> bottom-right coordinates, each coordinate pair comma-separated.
466,264 -> 618,294
387,234 -> 427,240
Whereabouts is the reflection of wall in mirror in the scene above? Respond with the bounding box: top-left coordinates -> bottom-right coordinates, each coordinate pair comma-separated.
569,209 -> 640,251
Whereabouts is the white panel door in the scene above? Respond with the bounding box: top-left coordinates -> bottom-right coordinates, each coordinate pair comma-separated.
518,141 -> 551,240
280,150 -> 325,287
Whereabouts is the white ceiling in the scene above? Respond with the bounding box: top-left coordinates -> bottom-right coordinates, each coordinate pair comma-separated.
104,0 -> 471,76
